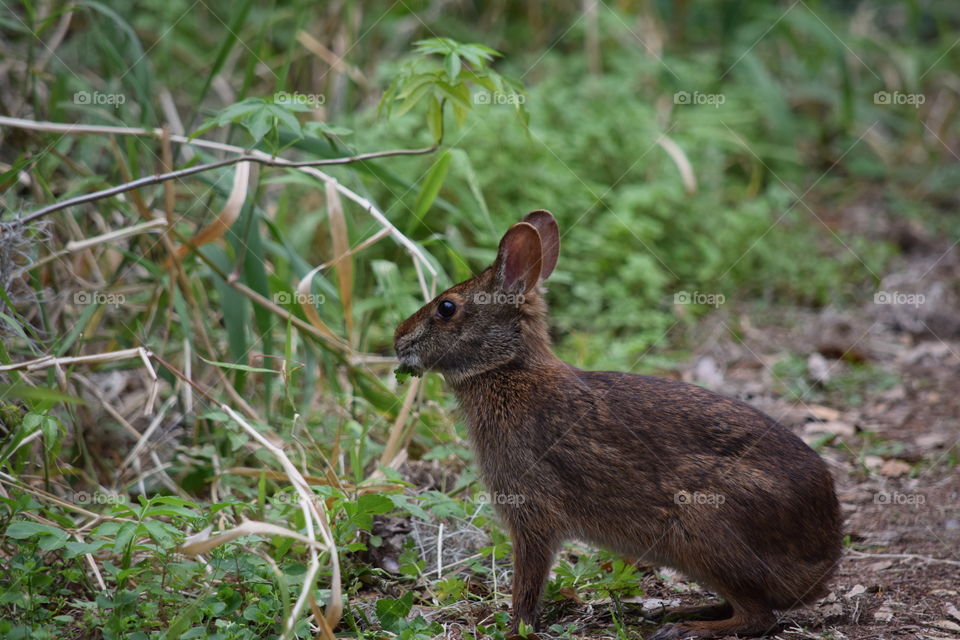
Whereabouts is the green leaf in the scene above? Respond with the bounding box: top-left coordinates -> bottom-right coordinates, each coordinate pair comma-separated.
113,522 -> 138,553
303,121 -> 352,137
375,592 -> 414,632
5,521 -> 69,551
269,103 -> 303,138
243,107 -> 274,143
53,299 -> 100,356
199,356 -> 277,375
444,52 -> 461,82
64,540 -> 109,558
386,493 -> 430,520
409,149 -> 452,234
451,148 -> 494,233
393,79 -> 435,119
0,384 -> 84,406
434,81 -> 472,111
356,493 -> 394,516
426,97 -> 444,144
142,519 -> 176,546
205,245 -> 249,383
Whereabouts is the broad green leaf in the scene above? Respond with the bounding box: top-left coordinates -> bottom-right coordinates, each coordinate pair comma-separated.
412,149 -> 452,228
5,521 -> 69,551
426,96 -> 444,143
444,52 -> 461,82
375,592 -> 414,632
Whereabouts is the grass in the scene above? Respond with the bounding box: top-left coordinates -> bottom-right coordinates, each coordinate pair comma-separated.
1,1 -> 959,638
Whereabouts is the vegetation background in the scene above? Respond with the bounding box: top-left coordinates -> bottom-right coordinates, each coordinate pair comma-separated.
1,1 -> 958,639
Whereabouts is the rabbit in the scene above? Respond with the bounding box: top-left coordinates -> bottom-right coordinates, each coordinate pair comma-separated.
394,210 -> 843,639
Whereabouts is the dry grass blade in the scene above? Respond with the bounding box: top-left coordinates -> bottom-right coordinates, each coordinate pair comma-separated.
169,161 -> 251,263
179,520 -> 328,556
295,264 -> 348,346
656,133 -> 697,194
27,219 -> 168,271
296,31 -> 370,88
325,180 -> 354,340
295,227 -> 391,348
375,378 -> 422,473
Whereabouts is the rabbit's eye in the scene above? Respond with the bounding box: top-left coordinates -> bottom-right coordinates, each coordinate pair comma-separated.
437,299 -> 457,319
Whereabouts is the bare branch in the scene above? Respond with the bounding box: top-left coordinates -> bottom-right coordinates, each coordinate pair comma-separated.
11,140 -> 436,226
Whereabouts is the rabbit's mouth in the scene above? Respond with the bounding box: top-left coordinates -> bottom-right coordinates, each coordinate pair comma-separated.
395,346 -> 424,377
395,361 -> 422,377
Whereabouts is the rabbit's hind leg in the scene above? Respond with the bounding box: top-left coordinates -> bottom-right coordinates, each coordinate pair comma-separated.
648,601 -> 733,622
648,598 -> 777,639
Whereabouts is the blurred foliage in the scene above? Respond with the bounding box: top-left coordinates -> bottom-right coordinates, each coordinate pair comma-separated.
1,0 -> 959,638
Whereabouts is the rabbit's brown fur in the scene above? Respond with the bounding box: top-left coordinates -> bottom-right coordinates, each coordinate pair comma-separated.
394,211 -> 843,639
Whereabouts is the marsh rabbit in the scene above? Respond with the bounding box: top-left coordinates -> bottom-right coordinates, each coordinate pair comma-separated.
394,210 -> 842,638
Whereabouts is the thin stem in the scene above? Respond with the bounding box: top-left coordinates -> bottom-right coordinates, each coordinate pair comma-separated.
11,142 -> 436,225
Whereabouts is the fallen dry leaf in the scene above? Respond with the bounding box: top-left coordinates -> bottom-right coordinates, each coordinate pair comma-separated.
807,404 -> 842,422
805,420 -> 856,438
878,458 -> 913,477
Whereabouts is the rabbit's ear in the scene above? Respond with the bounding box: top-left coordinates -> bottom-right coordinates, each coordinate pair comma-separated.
522,210 -> 560,281
494,222 -> 542,294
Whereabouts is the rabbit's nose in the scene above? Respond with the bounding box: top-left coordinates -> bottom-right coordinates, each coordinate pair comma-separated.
394,313 -> 423,346
394,327 -> 416,354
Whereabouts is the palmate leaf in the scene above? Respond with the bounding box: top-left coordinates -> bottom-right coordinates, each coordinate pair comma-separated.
192,97 -> 322,149
381,37 -> 527,141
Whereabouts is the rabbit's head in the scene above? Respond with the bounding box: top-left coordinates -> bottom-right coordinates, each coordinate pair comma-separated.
394,210 -> 560,383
